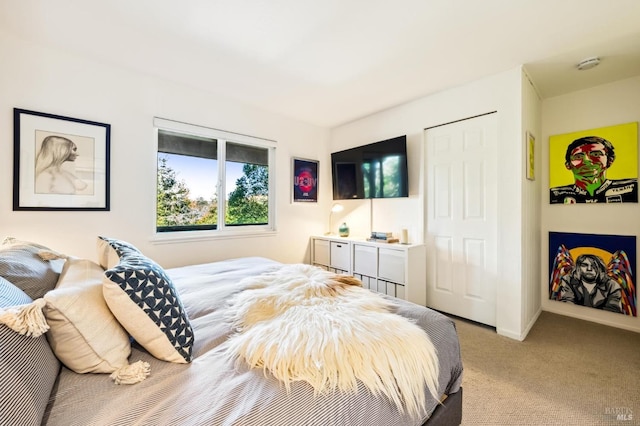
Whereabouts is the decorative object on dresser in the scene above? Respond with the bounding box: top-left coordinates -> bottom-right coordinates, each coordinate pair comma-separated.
400,228 -> 409,244
367,231 -> 399,244
367,237 -> 400,243
326,202 -> 344,235
338,222 -> 350,237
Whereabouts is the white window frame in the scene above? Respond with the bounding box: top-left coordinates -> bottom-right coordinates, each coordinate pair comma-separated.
152,117 -> 277,243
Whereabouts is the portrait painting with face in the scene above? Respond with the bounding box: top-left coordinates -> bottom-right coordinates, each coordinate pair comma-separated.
34,130 -> 95,196
549,122 -> 638,204
549,231 -> 636,316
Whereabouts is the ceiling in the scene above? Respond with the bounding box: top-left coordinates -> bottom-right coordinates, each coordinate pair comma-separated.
2,0 -> 640,128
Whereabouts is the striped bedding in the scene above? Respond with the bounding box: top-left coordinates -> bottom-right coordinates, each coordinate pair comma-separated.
43,257 -> 463,426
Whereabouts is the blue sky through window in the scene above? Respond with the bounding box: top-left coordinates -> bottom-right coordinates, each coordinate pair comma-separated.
162,154 -> 244,200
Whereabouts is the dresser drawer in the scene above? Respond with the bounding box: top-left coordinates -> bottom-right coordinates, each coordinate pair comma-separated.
353,244 -> 377,277
330,241 -> 351,271
312,239 -> 330,266
309,236 -> 425,305
378,248 -> 405,284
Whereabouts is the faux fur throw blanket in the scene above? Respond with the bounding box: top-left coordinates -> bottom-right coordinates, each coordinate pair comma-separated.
218,264 -> 440,418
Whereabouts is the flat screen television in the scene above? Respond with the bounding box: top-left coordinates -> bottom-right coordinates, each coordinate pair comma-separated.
331,135 -> 409,200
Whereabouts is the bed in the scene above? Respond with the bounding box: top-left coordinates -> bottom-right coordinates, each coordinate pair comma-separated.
0,237 -> 463,426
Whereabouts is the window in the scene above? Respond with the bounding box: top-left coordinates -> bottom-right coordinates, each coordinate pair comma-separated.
154,118 -> 275,236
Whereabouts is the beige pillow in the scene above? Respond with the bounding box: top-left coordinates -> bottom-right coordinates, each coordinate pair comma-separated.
96,237 -> 124,270
43,258 -> 134,374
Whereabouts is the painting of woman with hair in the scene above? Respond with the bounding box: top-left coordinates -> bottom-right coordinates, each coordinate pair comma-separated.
34,135 -> 90,194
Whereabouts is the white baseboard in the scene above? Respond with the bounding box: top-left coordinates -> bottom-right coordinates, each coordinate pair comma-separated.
496,308 -> 542,341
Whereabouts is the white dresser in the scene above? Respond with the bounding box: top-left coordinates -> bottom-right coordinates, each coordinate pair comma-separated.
310,235 -> 427,306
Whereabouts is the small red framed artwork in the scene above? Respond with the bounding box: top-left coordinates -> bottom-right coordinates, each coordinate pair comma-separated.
292,157 -> 318,203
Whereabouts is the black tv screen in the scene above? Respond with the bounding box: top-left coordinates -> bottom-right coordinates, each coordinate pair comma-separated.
331,135 -> 408,200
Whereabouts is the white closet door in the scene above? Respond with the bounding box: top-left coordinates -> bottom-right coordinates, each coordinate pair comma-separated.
425,113 -> 498,326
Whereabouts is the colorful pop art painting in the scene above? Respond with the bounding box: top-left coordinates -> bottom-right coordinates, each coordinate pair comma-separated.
549,122 -> 638,204
549,232 -> 636,316
292,158 -> 319,202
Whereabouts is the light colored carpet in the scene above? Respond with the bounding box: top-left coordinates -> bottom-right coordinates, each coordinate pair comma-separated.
453,311 -> 640,425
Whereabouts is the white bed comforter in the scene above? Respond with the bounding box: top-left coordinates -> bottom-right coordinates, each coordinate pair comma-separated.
44,257 -> 462,426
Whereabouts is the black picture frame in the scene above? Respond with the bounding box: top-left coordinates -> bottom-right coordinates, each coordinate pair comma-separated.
292,157 -> 319,203
13,108 -> 111,211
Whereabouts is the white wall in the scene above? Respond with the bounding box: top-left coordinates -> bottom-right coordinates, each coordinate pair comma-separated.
0,31 -> 332,268
541,76 -> 640,333
521,70 -> 543,336
331,67 -> 530,339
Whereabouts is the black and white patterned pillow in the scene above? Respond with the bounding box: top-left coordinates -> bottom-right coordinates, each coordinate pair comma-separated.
0,276 -> 60,426
99,237 -> 194,363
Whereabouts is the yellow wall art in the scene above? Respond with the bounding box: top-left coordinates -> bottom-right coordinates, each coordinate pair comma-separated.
549,122 -> 638,204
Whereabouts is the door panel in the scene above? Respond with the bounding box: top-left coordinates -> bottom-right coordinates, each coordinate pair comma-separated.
425,113 -> 497,326
434,236 -> 453,293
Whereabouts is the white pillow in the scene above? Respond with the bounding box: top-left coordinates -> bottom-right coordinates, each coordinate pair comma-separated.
99,236 -> 194,364
43,257 -> 133,374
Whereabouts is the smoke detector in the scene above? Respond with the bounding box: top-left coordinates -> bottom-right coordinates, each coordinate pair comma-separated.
576,57 -> 600,71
